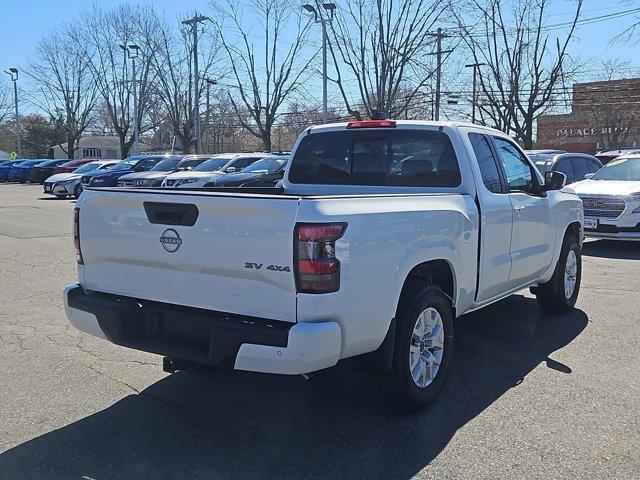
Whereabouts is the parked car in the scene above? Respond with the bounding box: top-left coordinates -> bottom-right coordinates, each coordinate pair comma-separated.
595,149 -> 640,165
162,153 -> 267,188
64,120 -> 583,412
527,152 -> 602,185
44,161 -> 118,198
0,160 -> 28,181
116,155 -> 216,187
28,159 -> 73,184
570,155 -> 640,241
80,155 -> 168,188
207,155 -> 290,187
8,159 -> 49,183
53,158 -> 102,175
115,155 -> 210,187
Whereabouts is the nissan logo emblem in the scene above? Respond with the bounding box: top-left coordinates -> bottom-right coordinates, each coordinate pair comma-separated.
159,228 -> 182,253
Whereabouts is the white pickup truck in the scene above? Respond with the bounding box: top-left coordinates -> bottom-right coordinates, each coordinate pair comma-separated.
64,120 -> 583,411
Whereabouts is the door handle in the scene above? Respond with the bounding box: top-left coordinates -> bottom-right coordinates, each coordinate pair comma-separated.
513,204 -> 525,211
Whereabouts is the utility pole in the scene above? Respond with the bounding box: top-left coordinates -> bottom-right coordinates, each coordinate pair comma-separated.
428,28 -> 452,121
303,2 -> 336,124
4,68 -> 21,157
183,13 -> 209,153
465,62 -> 485,124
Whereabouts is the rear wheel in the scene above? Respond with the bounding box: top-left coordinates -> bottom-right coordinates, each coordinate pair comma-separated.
534,234 -> 581,313
378,284 -> 454,412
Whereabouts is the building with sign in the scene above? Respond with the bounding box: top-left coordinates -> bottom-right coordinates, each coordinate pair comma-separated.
536,77 -> 640,154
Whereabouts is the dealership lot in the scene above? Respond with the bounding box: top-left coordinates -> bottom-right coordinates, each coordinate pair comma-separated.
0,183 -> 638,479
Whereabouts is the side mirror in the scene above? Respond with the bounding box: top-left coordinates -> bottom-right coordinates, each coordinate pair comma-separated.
226,166 -> 237,173
544,170 -> 566,191
584,173 -> 595,179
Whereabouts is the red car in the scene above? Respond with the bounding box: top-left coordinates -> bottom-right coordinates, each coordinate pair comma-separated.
54,158 -> 100,174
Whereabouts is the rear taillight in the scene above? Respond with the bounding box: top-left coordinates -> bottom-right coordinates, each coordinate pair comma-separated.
73,208 -> 83,264
295,223 -> 346,294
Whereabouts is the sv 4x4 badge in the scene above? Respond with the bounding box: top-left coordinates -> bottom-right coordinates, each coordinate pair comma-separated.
244,262 -> 290,272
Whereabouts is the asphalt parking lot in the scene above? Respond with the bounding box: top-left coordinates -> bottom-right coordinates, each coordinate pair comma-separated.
0,182 -> 638,479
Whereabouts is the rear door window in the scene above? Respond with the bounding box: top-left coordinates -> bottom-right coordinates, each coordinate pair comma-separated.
555,159 -> 575,183
469,133 -> 503,193
290,129 -> 461,187
570,157 -> 590,182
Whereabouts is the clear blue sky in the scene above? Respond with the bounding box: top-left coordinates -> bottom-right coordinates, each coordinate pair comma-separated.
2,0 -> 640,110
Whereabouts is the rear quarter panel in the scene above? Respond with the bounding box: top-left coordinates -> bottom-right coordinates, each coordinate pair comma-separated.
296,194 -> 478,358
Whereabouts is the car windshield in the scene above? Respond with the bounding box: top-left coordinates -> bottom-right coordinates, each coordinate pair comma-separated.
193,157 -> 233,171
150,158 -> 181,171
36,160 -> 56,167
73,162 -> 101,173
529,154 -> 555,173
241,156 -> 288,173
111,158 -> 139,170
177,158 -> 208,170
591,157 -> 640,181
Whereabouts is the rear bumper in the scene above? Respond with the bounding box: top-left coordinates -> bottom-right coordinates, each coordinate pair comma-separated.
63,284 -> 341,375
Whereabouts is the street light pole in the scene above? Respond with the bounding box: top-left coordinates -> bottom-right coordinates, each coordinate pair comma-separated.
303,2 -> 336,124
205,78 -> 217,153
4,68 -> 21,157
120,44 -> 140,156
465,62 -> 485,124
183,14 -> 210,154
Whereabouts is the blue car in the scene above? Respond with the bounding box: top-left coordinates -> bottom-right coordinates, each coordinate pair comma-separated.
8,159 -> 50,183
0,160 -> 26,181
80,155 -> 169,188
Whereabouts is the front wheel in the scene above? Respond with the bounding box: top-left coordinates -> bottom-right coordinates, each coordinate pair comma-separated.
378,284 -> 454,413
534,234 -> 581,313
74,183 -> 82,199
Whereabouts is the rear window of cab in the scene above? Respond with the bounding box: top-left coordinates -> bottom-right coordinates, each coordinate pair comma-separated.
289,129 -> 461,187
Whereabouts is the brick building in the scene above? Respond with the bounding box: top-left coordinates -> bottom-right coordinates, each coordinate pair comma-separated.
536,78 -> 640,154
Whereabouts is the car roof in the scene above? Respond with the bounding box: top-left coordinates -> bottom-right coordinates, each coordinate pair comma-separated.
597,149 -> 640,155
525,149 -> 567,154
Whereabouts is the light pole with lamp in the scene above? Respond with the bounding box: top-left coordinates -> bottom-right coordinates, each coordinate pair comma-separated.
120,44 -> 141,155
302,2 -> 336,124
4,68 -> 21,157
205,78 -> 218,153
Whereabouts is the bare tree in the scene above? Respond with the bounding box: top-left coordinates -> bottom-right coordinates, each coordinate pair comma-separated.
457,0 -> 583,148
80,4 -> 161,158
150,15 -> 218,154
327,0 -> 447,120
212,0 -> 315,151
26,24 -> 98,159
0,82 -> 11,126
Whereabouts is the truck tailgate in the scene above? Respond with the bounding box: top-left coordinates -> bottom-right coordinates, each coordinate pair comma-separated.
78,189 -> 300,322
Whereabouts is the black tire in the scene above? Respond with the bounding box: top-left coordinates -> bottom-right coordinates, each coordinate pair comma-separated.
74,183 -> 82,199
534,233 -> 581,313
378,284 -> 454,413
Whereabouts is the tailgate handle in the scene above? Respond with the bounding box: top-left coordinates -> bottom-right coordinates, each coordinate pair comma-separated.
143,202 -> 199,226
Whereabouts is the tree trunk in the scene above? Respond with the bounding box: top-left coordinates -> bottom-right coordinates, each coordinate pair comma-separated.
119,136 -> 128,159
67,134 -> 76,159
261,131 -> 271,152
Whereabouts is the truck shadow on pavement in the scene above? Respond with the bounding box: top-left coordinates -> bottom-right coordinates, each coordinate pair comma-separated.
0,295 -> 588,480
581,240 -> 640,260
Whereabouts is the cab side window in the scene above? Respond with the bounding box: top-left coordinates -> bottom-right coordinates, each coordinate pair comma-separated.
492,137 -> 538,194
469,133 -> 503,193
